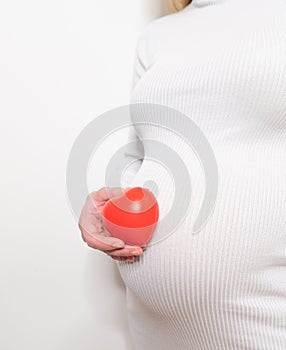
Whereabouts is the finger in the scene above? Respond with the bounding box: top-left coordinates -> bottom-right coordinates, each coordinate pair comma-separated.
90,186 -> 123,201
126,244 -> 146,252
78,194 -> 125,251
90,187 -> 135,213
79,219 -> 103,240
81,229 -> 125,251
104,246 -> 143,257
141,244 -> 147,251
110,256 -> 135,262
78,197 -> 104,235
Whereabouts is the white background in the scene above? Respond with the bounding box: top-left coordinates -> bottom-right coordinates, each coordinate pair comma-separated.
0,1 -> 172,349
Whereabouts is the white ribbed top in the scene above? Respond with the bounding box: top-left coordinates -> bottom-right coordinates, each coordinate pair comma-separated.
117,1 -> 286,349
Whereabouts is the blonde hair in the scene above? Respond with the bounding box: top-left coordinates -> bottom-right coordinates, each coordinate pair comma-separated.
169,0 -> 192,11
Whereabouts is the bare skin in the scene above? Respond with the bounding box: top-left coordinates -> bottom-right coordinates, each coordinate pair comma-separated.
78,187 -> 146,263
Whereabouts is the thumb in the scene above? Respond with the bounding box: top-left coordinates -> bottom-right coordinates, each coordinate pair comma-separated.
90,187 -> 125,203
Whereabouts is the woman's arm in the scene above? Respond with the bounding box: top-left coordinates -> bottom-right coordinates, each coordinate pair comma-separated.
121,126 -> 144,188
121,30 -> 150,187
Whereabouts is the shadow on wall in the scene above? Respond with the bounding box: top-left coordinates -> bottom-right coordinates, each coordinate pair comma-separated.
84,252 -> 134,350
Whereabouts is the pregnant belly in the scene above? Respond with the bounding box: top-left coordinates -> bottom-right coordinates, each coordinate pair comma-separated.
116,147 -> 286,320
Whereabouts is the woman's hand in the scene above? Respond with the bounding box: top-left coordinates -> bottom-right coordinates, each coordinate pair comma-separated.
78,187 -> 146,263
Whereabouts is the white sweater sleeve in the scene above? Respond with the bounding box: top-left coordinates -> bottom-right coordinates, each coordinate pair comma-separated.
121,33 -> 148,188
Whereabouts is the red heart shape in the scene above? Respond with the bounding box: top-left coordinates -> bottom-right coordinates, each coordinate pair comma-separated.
101,187 -> 159,246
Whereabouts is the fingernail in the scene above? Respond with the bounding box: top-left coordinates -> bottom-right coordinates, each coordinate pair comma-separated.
112,241 -> 125,248
132,250 -> 142,255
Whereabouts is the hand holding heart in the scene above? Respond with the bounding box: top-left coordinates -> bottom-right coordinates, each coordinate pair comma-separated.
78,187 -> 159,262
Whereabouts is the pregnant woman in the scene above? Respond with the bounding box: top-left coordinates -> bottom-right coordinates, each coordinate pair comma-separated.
78,0 -> 286,349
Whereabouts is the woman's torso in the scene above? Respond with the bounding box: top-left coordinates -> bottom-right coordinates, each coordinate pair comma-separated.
117,1 -> 286,349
